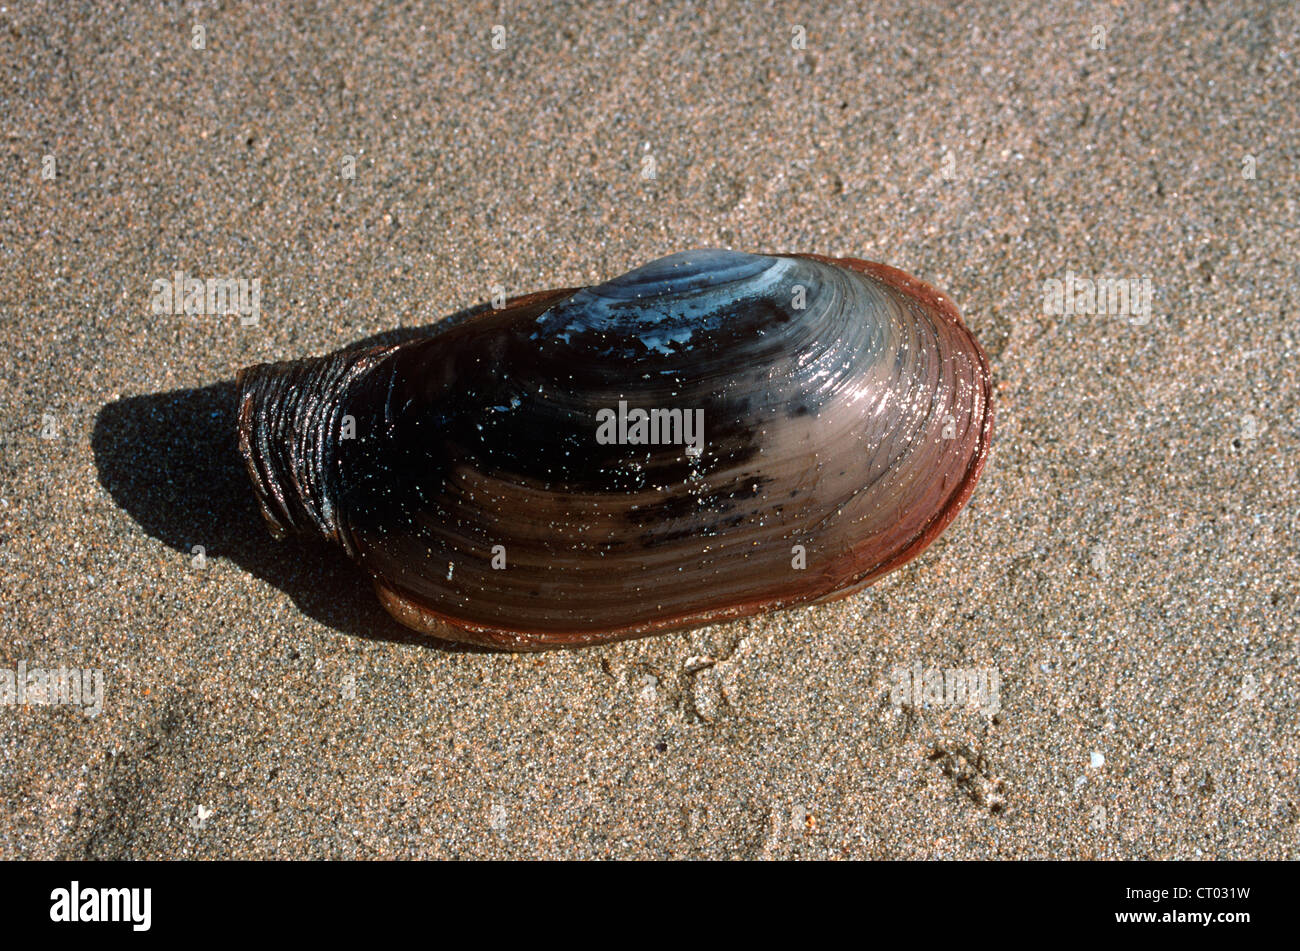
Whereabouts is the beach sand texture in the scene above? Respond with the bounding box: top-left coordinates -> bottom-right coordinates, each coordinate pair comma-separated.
1,1 -> 1296,857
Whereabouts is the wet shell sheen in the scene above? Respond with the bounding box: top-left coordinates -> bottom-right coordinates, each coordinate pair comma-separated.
237,250 -> 993,650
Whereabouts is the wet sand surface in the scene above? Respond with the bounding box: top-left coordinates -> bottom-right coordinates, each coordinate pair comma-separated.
1,1 -> 1296,857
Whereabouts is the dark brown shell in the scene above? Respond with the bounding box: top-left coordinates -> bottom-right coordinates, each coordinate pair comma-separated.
237,250 -> 993,650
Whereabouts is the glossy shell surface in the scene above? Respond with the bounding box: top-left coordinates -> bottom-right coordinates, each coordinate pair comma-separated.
237,250 -> 993,649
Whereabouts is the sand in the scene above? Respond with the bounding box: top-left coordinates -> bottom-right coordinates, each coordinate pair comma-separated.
0,0 -> 1296,858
